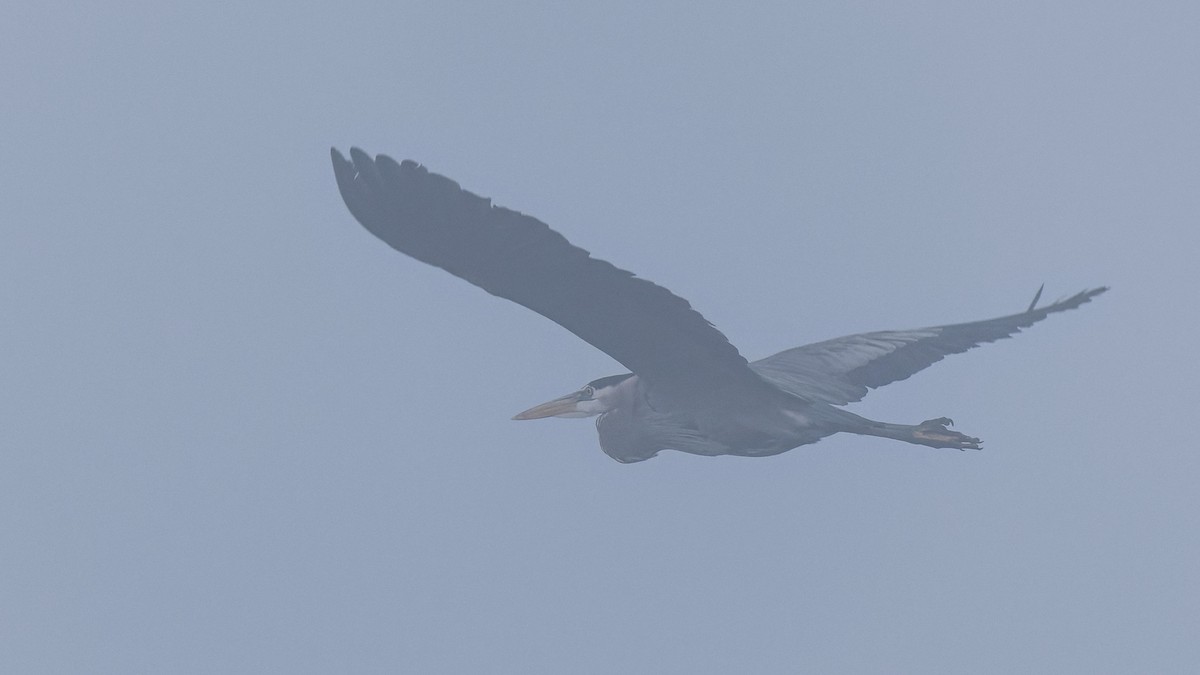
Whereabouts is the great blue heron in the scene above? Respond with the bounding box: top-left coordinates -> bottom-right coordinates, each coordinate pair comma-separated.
332,148 -> 1106,463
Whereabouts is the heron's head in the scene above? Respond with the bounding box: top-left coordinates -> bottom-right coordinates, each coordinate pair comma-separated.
512,373 -> 634,420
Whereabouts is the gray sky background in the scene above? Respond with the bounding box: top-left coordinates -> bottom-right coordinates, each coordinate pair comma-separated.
3,2 -> 1197,673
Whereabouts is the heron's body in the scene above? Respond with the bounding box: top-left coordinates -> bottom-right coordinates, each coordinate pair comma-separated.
332,148 -> 1106,463
566,373 -> 841,463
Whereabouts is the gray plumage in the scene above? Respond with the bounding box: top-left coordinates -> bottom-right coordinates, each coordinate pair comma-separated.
750,286 -> 1104,407
332,148 -> 1106,463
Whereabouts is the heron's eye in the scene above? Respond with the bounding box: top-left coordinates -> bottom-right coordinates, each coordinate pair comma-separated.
581,386 -> 595,399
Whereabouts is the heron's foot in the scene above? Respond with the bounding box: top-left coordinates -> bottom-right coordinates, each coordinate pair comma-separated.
914,417 -> 982,451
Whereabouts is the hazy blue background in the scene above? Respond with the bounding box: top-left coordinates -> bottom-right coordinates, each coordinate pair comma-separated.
3,2 -> 1196,673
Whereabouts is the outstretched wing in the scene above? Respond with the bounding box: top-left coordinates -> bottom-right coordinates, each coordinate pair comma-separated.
331,148 -> 779,409
750,287 -> 1108,406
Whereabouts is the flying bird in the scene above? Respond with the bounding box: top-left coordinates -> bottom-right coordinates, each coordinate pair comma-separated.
331,148 -> 1106,463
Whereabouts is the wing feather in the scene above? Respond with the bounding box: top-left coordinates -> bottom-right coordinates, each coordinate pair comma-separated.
332,148 -> 777,406
750,287 -> 1108,405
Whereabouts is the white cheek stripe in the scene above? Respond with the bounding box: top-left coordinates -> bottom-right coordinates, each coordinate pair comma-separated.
575,398 -> 607,416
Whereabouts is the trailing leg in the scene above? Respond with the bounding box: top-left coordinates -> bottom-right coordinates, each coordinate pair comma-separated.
844,414 -> 983,450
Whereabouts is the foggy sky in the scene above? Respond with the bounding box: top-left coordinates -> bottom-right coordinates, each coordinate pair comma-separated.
2,3 -> 1197,673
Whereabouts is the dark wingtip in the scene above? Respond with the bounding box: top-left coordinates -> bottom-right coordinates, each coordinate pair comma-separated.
1072,285 -> 1110,306
1038,285 -> 1109,316
330,147 -> 355,189
330,147 -> 353,177
346,147 -> 383,189
1026,283 -> 1045,313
